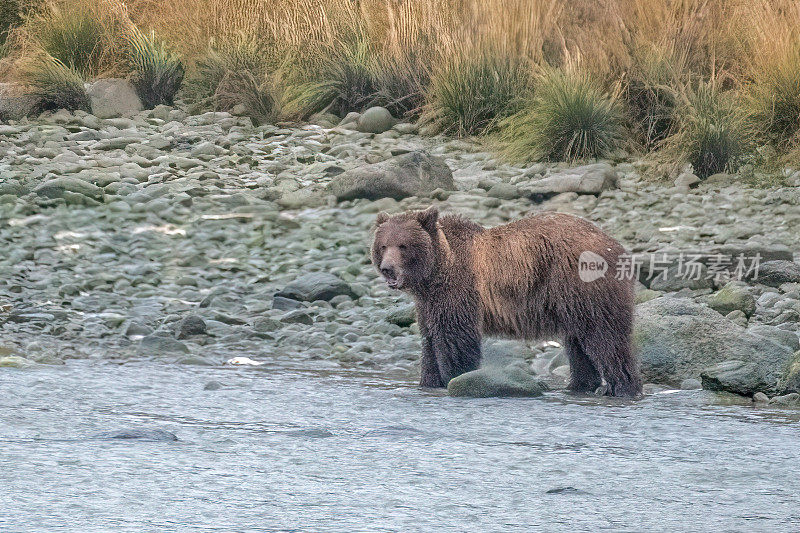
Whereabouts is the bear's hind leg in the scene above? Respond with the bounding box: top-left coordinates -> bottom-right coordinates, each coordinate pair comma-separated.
581,332 -> 642,397
565,337 -> 602,393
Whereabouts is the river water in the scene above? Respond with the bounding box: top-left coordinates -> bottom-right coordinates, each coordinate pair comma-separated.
2,360 -> 799,532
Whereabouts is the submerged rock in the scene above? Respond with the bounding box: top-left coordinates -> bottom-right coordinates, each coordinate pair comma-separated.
327,150 -> 454,201
448,364 -> 548,398
98,428 -> 178,441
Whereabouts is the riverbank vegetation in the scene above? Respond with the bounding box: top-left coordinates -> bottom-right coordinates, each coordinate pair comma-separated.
2,0 -> 800,177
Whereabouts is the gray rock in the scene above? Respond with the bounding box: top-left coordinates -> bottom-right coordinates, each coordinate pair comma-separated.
518,163 -> 618,197
178,315 -> 207,339
770,393 -> 800,406
139,336 -> 190,355
280,309 -> 313,325
777,351 -> 800,393
385,304 -> 416,327
635,297 -> 794,390
747,325 -> 800,352
34,177 -> 104,202
276,189 -> 325,209
674,171 -> 701,188
253,317 -> 281,332
482,339 -> 536,366
757,260 -> 800,287
448,364 -> 548,398
680,378 -> 702,390
753,392 -> 770,403
707,282 -> 756,317
356,106 -> 394,134
647,264 -> 713,291
125,322 -> 153,337
0,83 -> 38,121
85,78 -> 143,119
339,111 -> 360,128
486,182 -> 520,200
275,272 -> 357,302
271,296 -> 307,311
725,310 -> 748,327
328,151 -> 455,201
700,360 -> 774,396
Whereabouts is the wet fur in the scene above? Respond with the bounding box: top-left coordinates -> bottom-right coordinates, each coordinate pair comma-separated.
372,208 -> 642,397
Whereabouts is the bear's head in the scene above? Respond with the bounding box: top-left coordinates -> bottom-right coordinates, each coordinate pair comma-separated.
371,206 -> 440,292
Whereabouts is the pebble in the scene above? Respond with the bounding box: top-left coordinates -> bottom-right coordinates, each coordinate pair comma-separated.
0,104 -> 797,386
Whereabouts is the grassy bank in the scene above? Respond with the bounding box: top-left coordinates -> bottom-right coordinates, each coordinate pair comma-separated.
2,0 -> 800,179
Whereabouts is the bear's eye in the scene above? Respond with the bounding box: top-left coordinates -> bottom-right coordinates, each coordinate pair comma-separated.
398,244 -> 407,250
380,245 -> 387,251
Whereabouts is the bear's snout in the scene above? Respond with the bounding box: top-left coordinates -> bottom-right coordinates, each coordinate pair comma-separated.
381,266 -> 397,280
379,250 -> 404,289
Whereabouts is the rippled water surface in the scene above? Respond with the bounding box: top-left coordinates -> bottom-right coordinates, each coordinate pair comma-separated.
2,361 -> 800,532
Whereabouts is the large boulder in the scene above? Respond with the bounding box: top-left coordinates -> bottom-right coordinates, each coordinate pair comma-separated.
700,360 -> 781,396
327,151 -> 455,201
85,79 -> 143,119
634,297 -> 794,392
517,163 -> 618,197
356,106 -> 395,134
447,363 -> 548,398
275,272 -> 357,302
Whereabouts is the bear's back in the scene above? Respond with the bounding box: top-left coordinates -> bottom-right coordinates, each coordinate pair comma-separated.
470,212 -> 632,339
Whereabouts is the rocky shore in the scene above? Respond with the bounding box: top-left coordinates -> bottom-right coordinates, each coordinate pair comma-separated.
1,102 -> 799,402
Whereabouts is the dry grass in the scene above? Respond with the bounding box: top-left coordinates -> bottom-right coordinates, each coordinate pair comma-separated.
5,0 -> 800,169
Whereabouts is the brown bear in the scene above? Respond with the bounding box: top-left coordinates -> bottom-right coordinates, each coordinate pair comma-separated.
371,206 -> 642,397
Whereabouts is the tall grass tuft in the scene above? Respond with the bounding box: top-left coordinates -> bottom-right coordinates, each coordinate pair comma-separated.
25,2 -> 109,79
22,54 -> 90,112
123,26 -> 184,108
185,35 -> 331,123
421,51 -> 531,136
624,45 -> 687,150
747,45 -> 800,148
666,82 -> 751,178
0,0 -> 23,46
183,35 -> 273,108
322,37 -> 378,116
498,68 -> 625,162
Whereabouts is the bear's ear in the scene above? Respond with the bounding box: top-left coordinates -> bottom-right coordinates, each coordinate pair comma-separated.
375,212 -> 390,227
416,206 -> 439,234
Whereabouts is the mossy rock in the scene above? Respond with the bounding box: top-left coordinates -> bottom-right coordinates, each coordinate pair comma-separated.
707,282 -> 756,317
448,364 -> 548,398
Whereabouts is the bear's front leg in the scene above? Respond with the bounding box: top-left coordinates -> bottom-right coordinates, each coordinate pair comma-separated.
419,337 -> 445,388
429,309 -> 482,385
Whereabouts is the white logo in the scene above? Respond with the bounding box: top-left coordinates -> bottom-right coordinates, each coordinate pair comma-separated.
578,251 -> 608,282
